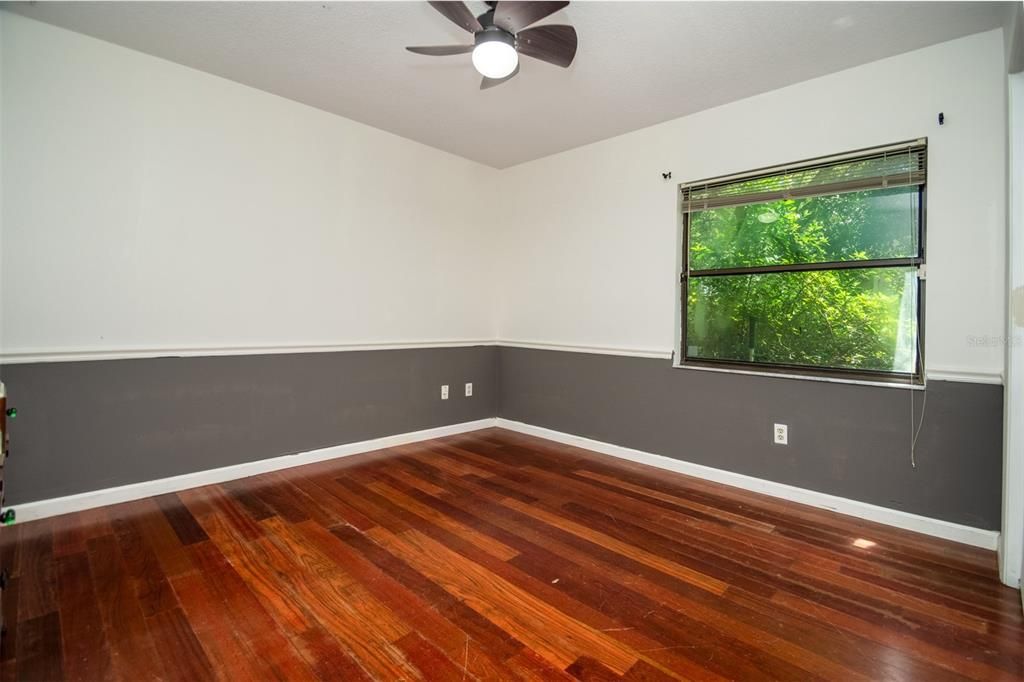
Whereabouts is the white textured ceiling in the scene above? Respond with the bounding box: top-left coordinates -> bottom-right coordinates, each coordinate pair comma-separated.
3,1 -> 1010,167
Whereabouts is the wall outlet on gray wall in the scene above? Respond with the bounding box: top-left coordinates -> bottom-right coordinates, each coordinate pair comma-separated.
774,423 -> 788,445
465,382 -> 473,397
441,384 -> 449,400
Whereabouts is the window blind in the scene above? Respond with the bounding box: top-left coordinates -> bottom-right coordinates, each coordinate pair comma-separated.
681,140 -> 926,212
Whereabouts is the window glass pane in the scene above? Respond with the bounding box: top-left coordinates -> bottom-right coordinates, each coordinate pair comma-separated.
686,267 -> 918,374
688,186 -> 919,271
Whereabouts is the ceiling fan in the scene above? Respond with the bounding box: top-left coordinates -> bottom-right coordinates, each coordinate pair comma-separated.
406,1 -> 577,89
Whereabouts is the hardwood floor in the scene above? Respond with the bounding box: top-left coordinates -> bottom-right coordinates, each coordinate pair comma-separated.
0,427 -> 1021,680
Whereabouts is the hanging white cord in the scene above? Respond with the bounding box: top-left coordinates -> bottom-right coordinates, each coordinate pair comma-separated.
911,330 -> 927,468
913,378 -> 921,464
907,146 -> 926,469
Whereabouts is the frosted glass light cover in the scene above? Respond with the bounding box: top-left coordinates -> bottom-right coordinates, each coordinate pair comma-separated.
472,41 -> 518,79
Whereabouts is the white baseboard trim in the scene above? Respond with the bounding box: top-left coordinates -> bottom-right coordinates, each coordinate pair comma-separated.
9,415 -> 1001,552
10,418 -> 497,523
495,418 -> 1000,551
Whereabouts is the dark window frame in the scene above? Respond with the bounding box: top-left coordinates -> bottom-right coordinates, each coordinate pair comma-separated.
678,167 -> 927,386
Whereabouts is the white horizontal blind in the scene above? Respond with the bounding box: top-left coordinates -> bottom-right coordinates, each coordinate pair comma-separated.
681,140 -> 926,212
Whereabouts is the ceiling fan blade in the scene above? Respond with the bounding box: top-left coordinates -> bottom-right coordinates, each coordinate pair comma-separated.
516,24 -> 577,68
427,1 -> 483,33
406,45 -> 474,56
492,1 -> 568,33
480,62 -> 520,90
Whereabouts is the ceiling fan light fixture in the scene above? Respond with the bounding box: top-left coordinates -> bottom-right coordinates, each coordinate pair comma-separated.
407,2 -> 576,89
472,30 -> 518,79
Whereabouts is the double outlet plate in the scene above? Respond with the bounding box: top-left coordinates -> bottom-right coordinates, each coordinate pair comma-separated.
441,383 -> 472,400
774,423 -> 789,445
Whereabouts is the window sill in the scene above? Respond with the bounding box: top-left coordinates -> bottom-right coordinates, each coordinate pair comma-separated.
672,361 -> 925,390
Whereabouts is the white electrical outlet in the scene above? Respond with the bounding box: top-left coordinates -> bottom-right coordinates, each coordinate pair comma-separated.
441,384 -> 449,400
773,423 -> 788,445
465,382 -> 473,397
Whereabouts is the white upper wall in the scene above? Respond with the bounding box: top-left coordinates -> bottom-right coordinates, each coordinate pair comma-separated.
1,13 -> 498,359
0,11 -> 5,359
494,29 -> 1008,382
1,15 -> 1010,382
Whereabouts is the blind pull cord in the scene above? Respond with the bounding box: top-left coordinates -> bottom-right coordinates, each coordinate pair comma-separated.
909,144 -> 926,470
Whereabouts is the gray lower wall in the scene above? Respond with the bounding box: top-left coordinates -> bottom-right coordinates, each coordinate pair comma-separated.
497,347 -> 1003,530
0,346 -> 497,504
0,344 -> 1005,531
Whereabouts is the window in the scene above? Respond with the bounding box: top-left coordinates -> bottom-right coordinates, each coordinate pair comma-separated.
679,141 -> 926,384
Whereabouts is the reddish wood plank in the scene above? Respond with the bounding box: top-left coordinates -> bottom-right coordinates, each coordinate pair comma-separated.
0,428 -> 1018,681
86,534 -> 164,681
16,521 -> 57,621
1,576 -> 19,667
565,656 -> 621,681
293,520 -> 517,681
295,625 -> 375,682
154,493 -> 209,546
15,611 -> 63,682
395,631 -> 478,680
416,472 -> 896,680
185,541 -> 320,682
146,607 -> 216,682
56,552 -> 112,682
168,569 -> 273,681
330,523 -> 526,663
128,498 -> 196,579
367,525 -> 640,674
111,513 -> 179,617
253,518 -> 421,680
219,479 -> 276,522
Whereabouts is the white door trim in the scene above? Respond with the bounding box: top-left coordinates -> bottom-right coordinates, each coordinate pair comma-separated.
1001,71 -> 1024,589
